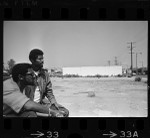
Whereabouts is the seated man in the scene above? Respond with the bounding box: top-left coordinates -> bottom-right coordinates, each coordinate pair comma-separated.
3,63 -> 63,117
27,49 -> 69,117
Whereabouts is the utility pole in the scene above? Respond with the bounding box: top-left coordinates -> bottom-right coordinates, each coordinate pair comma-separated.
127,42 -> 136,76
114,56 -> 118,65
136,52 -> 142,75
141,61 -> 144,75
136,52 -> 141,75
108,60 -> 111,66
141,61 -> 143,68
136,53 -> 137,75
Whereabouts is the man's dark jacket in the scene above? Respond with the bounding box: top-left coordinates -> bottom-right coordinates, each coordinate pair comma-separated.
24,69 -> 57,105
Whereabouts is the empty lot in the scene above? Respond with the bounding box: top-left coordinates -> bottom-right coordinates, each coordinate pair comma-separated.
51,77 -> 147,117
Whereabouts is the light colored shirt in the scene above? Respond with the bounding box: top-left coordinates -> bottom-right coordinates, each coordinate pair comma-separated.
34,86 -> 40,103
3,78 -> 30,115
33,71 -> 41,103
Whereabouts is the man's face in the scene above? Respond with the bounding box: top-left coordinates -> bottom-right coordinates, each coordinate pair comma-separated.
33,55 -> 44,68
24,68 -> 36,85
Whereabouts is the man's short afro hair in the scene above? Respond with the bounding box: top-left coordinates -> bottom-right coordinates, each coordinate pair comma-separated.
29,49 -> 43,62
12,63 -> 32,83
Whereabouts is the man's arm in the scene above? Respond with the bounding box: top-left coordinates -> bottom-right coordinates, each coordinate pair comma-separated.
23,100 -> 62,116
23,100 -> 49,114
45,72 -> 57,104
3,79 -> 61,116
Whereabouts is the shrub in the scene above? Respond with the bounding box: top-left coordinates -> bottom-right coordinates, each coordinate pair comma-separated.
135,76 -> 142,82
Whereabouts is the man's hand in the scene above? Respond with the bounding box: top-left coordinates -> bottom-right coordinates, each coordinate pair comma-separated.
56,113 -> 64,117
51,103 -> 59,110
49,109 -> 64,117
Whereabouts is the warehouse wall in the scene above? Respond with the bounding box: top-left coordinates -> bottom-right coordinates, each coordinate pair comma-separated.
63,66 -> 122,76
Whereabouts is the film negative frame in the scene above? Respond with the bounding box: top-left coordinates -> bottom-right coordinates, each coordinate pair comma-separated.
1,0 -> 150,138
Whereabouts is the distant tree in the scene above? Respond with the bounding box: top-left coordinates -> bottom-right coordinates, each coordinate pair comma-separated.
7,59 -> 15,74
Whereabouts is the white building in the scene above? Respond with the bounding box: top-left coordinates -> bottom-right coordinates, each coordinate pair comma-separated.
63,66 -> 123,76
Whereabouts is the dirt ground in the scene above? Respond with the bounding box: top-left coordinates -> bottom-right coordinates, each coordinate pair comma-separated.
51,77 -> 147,117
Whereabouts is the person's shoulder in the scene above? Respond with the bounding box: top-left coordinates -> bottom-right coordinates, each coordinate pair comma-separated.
42,68 -> 48,72
41,68 -> 49,75
40,68 -> 51,82
3,78 -> 12,85
3,78 -> 19,91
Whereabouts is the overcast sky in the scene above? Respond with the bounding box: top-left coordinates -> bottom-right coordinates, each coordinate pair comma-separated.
4,21 -> 148,69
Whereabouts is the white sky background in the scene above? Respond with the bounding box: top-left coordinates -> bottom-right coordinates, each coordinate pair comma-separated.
4,21 -> 148,69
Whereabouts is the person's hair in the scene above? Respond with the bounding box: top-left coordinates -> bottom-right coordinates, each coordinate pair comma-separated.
29,49 -> 43,62
12,63 -> 32,83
